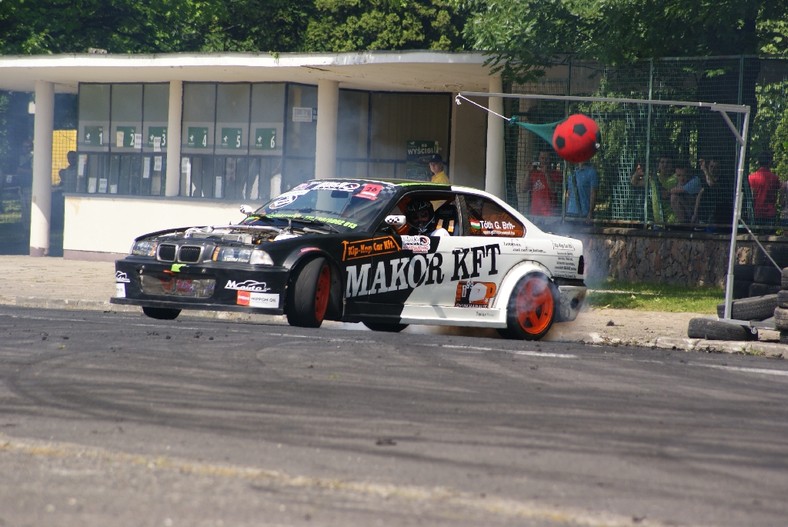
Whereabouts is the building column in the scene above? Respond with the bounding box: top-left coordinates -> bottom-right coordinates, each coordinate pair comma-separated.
29,81 -> 55,257
315,79 -> 339,179
165,80 -> 183,197
485,75 -> 505,198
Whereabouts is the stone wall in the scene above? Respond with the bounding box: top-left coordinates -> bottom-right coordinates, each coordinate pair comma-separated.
548,226 -> 788,288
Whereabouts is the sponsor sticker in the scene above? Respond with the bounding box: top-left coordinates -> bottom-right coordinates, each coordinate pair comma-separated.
400,235 -> 430,253
356,183 -> 383,200
236,290 -> 279,308
224,279 -> 271,292
115,283 -> 126,298
455,280 -> 497,307
342,236 -> 401,261
268,194 -> 299,209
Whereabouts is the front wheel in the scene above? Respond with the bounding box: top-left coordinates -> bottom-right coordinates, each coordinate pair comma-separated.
286,257 -> 332,328
142,306 -> 181,320
497,273 -> 556,340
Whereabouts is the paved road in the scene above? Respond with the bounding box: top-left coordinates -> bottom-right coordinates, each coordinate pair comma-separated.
2,307 -> 788,527
0,255 -> 784,356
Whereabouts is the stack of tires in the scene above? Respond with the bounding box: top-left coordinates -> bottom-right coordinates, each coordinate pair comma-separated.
774,269 -> 788,344
731,264 -> 782,299
687,264 -> 782,342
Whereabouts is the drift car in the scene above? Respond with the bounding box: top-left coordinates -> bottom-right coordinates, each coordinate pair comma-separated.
111,178 -> 587,340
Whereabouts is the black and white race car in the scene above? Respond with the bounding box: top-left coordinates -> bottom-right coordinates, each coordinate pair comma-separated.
111,178 -> 587,340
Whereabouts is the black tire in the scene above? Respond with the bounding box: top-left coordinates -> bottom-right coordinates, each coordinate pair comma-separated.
754,265 -> 782,285
497,273 -> 557,341
286,257 -> 332,328
732,279 -> 751,299
773,307 -> 788,331
781,268 -> 788,290
778,289 -> 788,309
748,282 -> 781,297
142,306 -> 181,320
753,247 -> 788,267
362,321 -> 408,333
688,317 -> 757,341
733,264 -> 756,282
780,330 -> 788,345
716,294 -> 778,321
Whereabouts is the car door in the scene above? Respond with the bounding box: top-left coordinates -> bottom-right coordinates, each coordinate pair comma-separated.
399,192 -> 519,320
341,190 -> 455,322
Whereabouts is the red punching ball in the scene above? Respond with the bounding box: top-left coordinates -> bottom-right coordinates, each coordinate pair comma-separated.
552,114 -> 601,163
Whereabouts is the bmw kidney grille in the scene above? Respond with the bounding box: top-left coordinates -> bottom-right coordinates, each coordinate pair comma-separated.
157,243 -> 204,263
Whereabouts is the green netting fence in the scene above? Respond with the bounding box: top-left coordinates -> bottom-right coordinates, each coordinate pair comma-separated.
504,56 -> 788,232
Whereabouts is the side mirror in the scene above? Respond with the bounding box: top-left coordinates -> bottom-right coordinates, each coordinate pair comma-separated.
384,214 -> 407,229
240,205 -> 256,216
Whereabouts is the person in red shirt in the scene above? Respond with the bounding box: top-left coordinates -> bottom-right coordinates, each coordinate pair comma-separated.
521,150 -> 562,216
747,151 -> 781,225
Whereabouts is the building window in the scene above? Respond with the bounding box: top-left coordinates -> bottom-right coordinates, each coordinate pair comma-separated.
77,83 -> 168,196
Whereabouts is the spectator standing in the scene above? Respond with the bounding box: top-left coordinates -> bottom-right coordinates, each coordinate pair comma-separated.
428,154 -> 449,184
566,160 -> 598,222
669,161 -> 702,223
629,162 -> 648,220
522,150 -> 561,216
748,151 -> 780,225
631,156 -> 674,224
693,158 -> 722,224
58,151 -> 78,193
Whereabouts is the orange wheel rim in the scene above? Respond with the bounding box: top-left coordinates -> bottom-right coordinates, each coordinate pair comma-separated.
314,264 -> 331,321
515,277 -> 555,335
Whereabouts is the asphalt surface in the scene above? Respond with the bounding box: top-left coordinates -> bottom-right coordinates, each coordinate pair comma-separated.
0,255 -> 784,357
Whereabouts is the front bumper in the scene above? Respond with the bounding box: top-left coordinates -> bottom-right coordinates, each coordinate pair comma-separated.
110,258 -> 290,315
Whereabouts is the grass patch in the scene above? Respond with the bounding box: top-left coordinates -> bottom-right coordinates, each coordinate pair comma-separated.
587,280 -> 722,314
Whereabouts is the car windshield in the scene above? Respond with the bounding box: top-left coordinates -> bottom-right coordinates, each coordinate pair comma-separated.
254,180 -> 398,232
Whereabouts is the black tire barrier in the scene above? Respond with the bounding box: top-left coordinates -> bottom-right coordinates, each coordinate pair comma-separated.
778,289 -> 788,309
688,317 -> 758,341
748,282 -> 781,297
754,265 -> 782,285
716,294 -> 778,322
773,307 -> 788,331
733,279 -> 751,300
733,264 -> 756,282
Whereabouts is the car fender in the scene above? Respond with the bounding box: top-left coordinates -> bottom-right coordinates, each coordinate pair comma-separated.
491,260 -> 553,313
282,246 -> 345,319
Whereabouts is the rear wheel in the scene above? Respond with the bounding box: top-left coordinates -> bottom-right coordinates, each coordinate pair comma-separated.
286,257 -> 332,328
362,321 -> 408,333
497,273 -> 556,340
142,306 -> 181,320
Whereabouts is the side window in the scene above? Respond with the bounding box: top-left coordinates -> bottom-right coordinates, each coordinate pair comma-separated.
461,195 -> 525,237
392,192 -> 458,236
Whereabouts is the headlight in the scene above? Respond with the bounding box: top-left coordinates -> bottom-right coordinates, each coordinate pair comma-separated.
131,240 -> 158,257
250,249 -> 274,266
214,247 -> 253,263
213,247 -> 274,266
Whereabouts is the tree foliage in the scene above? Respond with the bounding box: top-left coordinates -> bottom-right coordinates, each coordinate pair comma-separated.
0,0 -> 315,54
304,0 -> 469,52
457,0 -> 787,80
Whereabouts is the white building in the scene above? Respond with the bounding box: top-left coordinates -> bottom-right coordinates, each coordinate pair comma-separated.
0,51 -> 504,259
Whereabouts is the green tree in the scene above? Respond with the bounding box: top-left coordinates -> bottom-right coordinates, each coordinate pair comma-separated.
304,0 -> 469,52
0,0 -> 315,54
